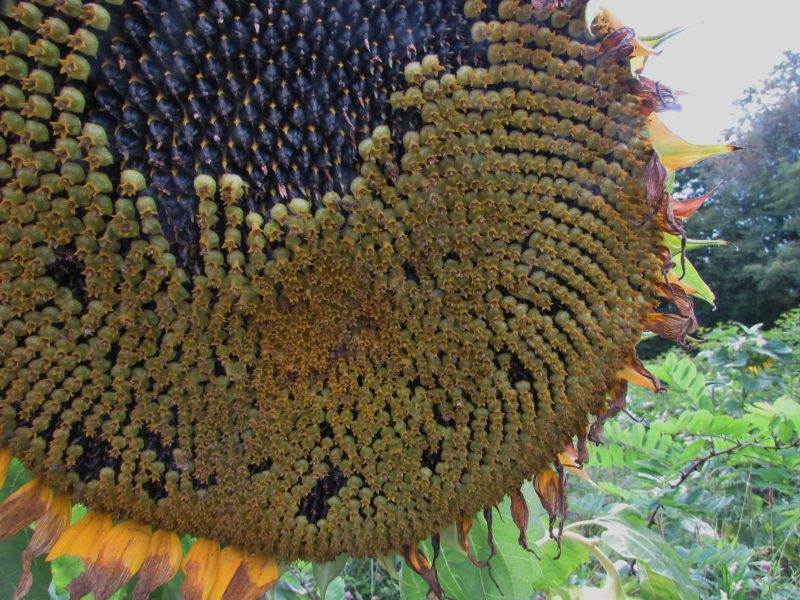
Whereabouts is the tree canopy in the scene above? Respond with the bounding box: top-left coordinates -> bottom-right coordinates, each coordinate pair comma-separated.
676,51 -> 800,328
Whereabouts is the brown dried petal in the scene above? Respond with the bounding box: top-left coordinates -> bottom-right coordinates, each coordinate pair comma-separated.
644,153 -> 668,215
509,489 -> 539,558
403,545 -> 444,600
643,312 -> 697,347
589,379 -> 628,444
13,494 -> 71,600
0,479 -> 52,544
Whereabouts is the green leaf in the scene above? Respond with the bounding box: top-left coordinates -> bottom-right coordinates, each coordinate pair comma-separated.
662,234 -> 727,255
670,256 -> 715,306
637,565 -> 682,600
323,576 -> 346,600
313,555 -> 348,600
598,515 -> 698,600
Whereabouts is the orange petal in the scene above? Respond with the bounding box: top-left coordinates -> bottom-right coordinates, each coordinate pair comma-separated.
533,465 -> 568,548
558,443 -> 592,484
208,546 -> 246,600
403,545 -> 443,600
13,493 -> 71,600
670,183 -> 724,219
533,467 -> 560,521
221,553 -> 280,600
618,353 -> 660,392
47,511 -> 113,562
67,520 -> 152,600
456,515 -> 476,562
132,530 -> 183,600
180,538 -> 221,600
648,114 -> 740,171
0,478 -> 52,543
0,448 -> 11,488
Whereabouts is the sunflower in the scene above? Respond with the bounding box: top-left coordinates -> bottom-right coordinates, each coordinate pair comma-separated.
0,0 -> 736,598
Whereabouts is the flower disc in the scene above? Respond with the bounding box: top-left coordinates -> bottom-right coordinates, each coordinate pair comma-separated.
0,0 -> 663,560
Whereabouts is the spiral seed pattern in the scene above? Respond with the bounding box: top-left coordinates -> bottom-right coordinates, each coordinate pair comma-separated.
0,0 -> 662,560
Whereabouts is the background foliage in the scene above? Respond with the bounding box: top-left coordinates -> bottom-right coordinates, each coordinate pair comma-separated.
676,51 -> 800,329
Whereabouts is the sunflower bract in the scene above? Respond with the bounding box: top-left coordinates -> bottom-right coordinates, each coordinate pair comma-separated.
1,0 -> 663,563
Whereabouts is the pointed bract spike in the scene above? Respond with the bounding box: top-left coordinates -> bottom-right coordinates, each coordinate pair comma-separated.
671,183 -> 725,219
0,449 -> 10,488
648,114 -> 741,171
0,479 -> 52,543
132,530 -> 183,600
640,26 -> 687,50
47,512 -> 112,562
180,538 -> 221,600
67,521 -> 152,600
13,494 -> 71,600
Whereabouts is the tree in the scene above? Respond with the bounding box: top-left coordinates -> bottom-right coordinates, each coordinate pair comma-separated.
676,52 -> 800,327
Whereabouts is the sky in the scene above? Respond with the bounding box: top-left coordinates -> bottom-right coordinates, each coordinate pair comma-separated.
595,0 -> 800,143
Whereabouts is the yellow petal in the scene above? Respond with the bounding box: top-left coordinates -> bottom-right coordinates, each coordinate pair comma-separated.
0,448 -> 11,488
180,538 -> 221,600
0,478 -> 52,543
13,493 -> 71,600
221,553 -> 280,600
46,511 -> 112,562
95,521 -> 153,573
67,521 -> 152,600
208,546 -> 246,600
647,114 -> 740,171
132,530 -> 184,600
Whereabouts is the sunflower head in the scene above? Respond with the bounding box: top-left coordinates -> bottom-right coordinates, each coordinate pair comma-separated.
0,0 -> 736,597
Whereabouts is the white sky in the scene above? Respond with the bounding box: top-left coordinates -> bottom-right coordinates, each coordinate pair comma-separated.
595,1 -> 800,143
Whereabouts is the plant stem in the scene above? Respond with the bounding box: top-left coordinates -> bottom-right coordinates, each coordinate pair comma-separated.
535,530 -> 626,598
